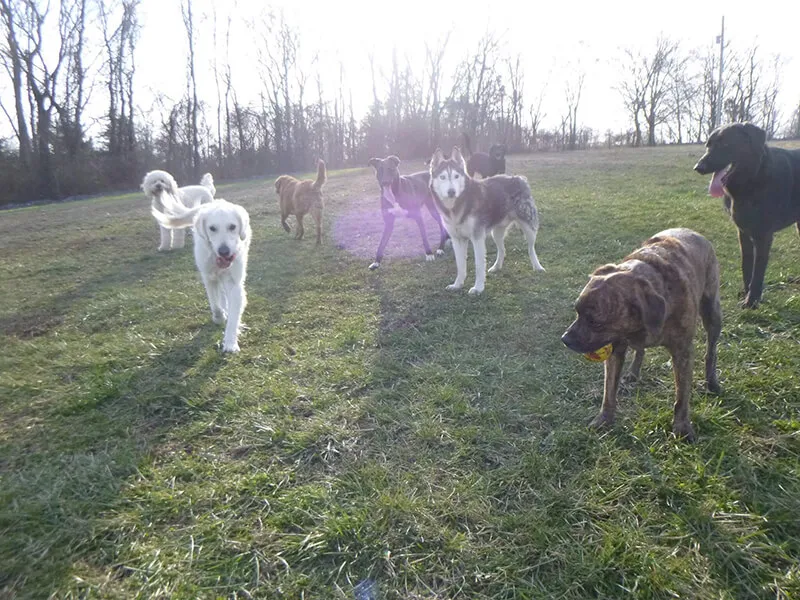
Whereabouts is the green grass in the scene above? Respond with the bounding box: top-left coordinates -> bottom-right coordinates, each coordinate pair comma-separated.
2,145 -> 800,599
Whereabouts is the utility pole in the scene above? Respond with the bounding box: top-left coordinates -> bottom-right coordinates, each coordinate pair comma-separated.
715,16 -> 725,127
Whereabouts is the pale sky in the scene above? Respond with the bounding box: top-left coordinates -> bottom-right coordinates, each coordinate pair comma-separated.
3,0 -> 799,143
132,0 -> 799,137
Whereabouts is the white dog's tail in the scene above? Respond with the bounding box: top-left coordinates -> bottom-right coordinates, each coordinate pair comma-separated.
200,172 -> 216,197
151,191 -> 204,230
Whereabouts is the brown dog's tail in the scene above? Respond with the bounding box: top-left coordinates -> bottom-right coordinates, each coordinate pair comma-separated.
462,132 -> 473,158
313,159 -> 327,190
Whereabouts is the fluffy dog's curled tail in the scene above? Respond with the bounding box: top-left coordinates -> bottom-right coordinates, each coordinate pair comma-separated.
462,132 -> 473,158
200,172 -> 216,197
151,190 -> 203,230
312,159 -> 327,191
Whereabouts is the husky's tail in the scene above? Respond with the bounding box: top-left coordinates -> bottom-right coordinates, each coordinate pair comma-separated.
312,159 -> 327,191
151,190 -> 204,230
462,132 -> 473,158
199,172 -> 216,197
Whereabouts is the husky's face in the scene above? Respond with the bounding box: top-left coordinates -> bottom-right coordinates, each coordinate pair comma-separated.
429,147 -> 468,205
368,156 -> 401,204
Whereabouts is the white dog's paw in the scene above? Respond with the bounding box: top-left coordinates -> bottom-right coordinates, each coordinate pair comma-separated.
212,309 -> 227,325
488,265 -> 501,274
368,261 -> 380,270
468,286 -> 484,296
436,249 -> 445,256
222,340 -> 240,353
425,254 -> 435,262
446,283 -> 463,291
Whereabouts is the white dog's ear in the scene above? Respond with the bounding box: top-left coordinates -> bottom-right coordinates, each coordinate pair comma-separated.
195,211 -> 209,241
236,205 -> 250,241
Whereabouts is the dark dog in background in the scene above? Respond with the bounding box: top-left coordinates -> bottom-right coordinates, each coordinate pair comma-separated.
561,228 -> 722,442
462,132 -> 506,178
694,121 -> 800,308
367,156 -> 449,270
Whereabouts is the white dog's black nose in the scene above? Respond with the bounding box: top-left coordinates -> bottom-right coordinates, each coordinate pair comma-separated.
218,244 -> 231,257
447,189 -> 456,198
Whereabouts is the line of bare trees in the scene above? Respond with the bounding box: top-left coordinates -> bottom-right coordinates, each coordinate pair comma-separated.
616,35 -> 787,147
1,1 -> 798,206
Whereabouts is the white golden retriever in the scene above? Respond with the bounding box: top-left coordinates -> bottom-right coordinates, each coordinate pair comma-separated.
141,170 -> 216,251
151,194 -> 251,353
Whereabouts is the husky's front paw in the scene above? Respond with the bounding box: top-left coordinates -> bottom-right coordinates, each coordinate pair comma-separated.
436,249 -> 445,256
222,339 -> 240,353
368,261 -> 380,270
212,309 -> 227,325
157,245 -> 170,252
488,264 -> 501,274
468,286 -> 483,295
425,254 -> 435,262
446,283 -> 463,291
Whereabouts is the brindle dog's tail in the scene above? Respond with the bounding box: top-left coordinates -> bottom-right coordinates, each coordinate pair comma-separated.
462,132 -> 473,158
313,159 -> 327,190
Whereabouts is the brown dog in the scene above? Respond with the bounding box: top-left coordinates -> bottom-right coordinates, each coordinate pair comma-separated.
274,159 -> 327,245
561,228 -> 722,441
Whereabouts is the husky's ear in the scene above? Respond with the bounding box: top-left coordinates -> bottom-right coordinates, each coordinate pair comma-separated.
235,204 -> 250,241
385,155 -> 400,168
368,158 -> 382,171
430,148 -> 444,170
451,146 -> 467,170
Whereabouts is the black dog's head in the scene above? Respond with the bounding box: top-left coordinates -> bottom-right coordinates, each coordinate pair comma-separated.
489,143 -> 507,162
694,122 -> 766,196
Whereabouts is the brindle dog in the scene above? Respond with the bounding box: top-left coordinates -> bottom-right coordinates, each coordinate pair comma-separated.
561,228 -> 722,442
367,155 -> 449,270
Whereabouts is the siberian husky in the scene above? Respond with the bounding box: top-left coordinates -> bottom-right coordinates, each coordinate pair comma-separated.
428,147 -> 544,295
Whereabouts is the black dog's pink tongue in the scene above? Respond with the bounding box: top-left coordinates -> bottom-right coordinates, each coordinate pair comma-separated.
216,255 -> 234,269
709,171 -> 726,197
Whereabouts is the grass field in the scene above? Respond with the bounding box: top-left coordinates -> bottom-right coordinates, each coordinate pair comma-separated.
2,145 -> 800,599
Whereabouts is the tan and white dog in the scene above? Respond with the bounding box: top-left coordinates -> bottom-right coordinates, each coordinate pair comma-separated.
428,147 -> 544,294
141,170 -> 216,251
151,195 -> 251,353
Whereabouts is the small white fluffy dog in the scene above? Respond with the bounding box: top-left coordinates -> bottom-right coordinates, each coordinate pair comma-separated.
142,170 -> 216,251
151,194 -> 251,353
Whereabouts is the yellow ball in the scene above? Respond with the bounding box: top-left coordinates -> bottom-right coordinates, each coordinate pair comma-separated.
584,343 -> 613,362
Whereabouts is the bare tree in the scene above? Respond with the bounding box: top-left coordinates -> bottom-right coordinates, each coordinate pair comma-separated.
181,0 -> 200,177
564,71 -> 584,150
618,37 -> 681,146
0,0 -> 33,169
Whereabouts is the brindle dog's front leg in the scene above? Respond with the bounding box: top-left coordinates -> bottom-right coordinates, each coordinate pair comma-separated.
669,341 -> 696,442
590,342 -> 628,429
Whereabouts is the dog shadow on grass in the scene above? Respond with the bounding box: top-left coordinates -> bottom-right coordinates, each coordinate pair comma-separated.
0,322 -> 234,596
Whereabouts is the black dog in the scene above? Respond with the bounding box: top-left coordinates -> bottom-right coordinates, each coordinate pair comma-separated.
694,122 -> 800,308
462,132 -> 506,178
367,156 -> 449,270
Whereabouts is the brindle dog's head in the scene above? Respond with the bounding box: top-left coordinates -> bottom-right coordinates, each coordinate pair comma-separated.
489,143 -> 507,162
693,122 -> 766,187
561,265 -> 666,354
368,156 -> 402,204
